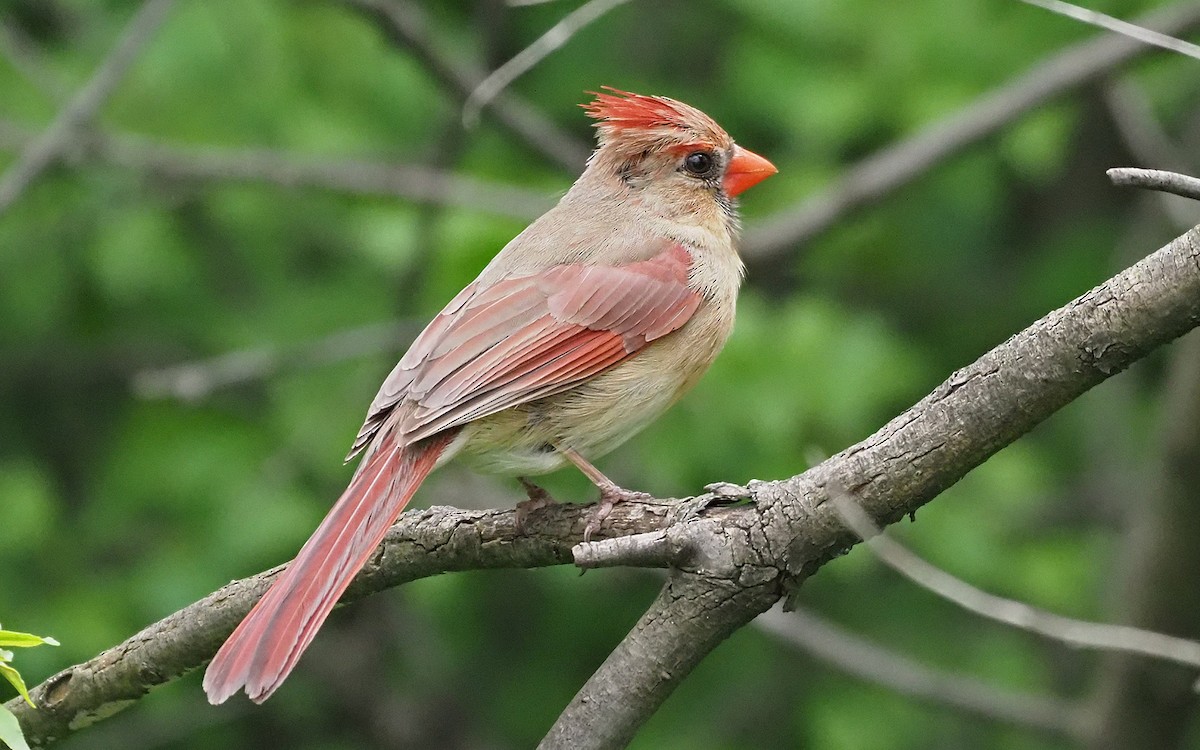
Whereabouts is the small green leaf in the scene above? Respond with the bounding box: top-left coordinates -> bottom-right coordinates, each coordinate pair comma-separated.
0,632 -> 57,650
0,663 -> 32,708
0,703 -> 31,750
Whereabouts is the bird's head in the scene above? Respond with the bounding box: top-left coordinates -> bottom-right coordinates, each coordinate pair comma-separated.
580,88 -> 776,224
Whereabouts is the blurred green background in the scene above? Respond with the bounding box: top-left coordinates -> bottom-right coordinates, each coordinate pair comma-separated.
2,0 -> 1199,748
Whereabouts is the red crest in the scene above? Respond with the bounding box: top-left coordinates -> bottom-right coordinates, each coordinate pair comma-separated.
582,87 -> 698,133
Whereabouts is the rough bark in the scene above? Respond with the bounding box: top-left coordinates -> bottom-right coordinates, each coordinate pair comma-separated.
7,226 -> 1200,748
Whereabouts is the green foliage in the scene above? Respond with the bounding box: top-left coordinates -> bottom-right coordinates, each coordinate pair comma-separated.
0,0 -> 1196,748
0,625 -> 58,750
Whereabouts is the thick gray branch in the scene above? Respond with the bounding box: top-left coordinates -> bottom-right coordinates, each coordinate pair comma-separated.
4,500 -> 677,747
9,226 -> 1200,748
542,226 -> 1200,747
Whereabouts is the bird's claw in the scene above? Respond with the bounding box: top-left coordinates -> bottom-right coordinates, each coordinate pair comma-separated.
515,477 -> 558,533
583,482 -> 653,542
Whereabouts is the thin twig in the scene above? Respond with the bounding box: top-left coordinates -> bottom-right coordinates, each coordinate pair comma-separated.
757,606 -> 1088,739
132,319 -> 422,401
1019,0 -> 1200,62
1107,168 -> 1200,202
829,490 -> 1200,686
461,0 -> 634,127
0,120 -> 554,220
96,131 -> 556,219
342,0 -> 589,171
1103,81 -> 1199,229
742,2 -> 1200,260
0,0 -> 175,215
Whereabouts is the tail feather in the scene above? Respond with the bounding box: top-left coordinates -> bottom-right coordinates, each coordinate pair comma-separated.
203,430 -> 453,704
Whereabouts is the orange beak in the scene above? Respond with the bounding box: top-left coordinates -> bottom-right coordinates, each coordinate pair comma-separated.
723,145 -> 777,197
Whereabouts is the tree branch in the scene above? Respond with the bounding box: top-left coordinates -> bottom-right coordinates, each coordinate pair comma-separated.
341,0 -> 590,171
742,2 -> 1200,261
130,320 -> 421,402
1018,0 -> 1200,62
830,490 -> 1200,677
1108,167 -> 1200,202
3,499 -> 681,748
0,0 -> 175,215
0,121 -> 554,221
542,224 -> 1200,747
8,223 -> 1200,747
461,0 -> 635,127
757,606 -> 1089,739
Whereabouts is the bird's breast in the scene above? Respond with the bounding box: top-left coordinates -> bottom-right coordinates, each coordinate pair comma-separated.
456,297 -> 735,476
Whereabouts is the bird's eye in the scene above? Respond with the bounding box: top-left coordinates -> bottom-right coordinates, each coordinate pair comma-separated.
683,151 -> 715,176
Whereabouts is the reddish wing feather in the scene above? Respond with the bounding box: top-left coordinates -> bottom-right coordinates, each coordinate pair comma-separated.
352,242 -> 700,451
207,243 -> 701,704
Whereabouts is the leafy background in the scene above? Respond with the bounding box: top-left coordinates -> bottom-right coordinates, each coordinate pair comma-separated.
1,0 -> 1199,747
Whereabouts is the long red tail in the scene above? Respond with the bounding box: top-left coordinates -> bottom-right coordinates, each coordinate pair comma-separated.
203,430 -> 452,704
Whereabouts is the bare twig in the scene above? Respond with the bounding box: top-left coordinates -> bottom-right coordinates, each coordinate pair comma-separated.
97,131 -> 555,218
461,0 -> 634,127
742,2 -> 1200,260
0,120 -> 554,221
1019,0 -> 1200,62
829,490 -> 1200,685
342,0 -> 590,171
757,606 -> 1089,739
1103,83 -> 1199,229
1107,168 -> 1200,202
131,319 -> 422,402
0,0 -> 175,215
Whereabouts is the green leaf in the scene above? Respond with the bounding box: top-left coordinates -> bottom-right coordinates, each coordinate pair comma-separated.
0,633 -> 57,650
0,663 -> 32,708
0,704 -> 31,750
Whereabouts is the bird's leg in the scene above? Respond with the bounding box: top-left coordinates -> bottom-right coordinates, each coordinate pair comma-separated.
515,476 -> 558,533
556,445 -> 652,542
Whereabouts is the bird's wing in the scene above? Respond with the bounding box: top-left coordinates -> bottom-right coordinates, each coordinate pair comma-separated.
348,241 -> 701,456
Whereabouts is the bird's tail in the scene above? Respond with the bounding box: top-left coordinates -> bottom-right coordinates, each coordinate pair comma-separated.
203,430 -> 453,704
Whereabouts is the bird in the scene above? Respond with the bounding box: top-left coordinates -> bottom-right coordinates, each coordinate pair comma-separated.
203,87 -> 777,704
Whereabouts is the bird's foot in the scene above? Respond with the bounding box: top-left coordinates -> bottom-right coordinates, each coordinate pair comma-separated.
515,477 -> 558,533
584,481 -> 654,543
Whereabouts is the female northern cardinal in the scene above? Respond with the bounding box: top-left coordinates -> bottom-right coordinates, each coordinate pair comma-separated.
203,88 -> 776,704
